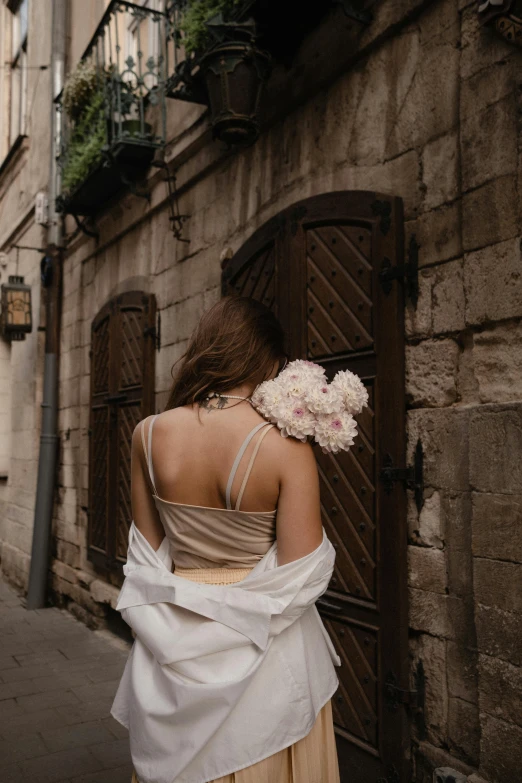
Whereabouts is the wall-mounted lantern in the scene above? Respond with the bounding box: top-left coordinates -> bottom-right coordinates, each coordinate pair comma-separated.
0,275 -> 33,341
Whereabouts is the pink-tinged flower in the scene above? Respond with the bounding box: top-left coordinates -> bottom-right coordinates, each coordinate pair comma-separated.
304,381 -> 343,415
278,359 -> 326,382
250,360 -> 363,454
331,370 -> 369,415
314,411 -> 358,454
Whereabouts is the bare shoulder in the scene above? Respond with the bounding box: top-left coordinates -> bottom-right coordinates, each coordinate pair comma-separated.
263,428 -> 317,471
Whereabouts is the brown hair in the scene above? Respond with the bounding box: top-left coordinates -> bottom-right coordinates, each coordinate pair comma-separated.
165,296 -> 286,410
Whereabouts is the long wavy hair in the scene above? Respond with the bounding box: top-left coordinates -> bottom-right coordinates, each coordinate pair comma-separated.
165,296 -> 287,410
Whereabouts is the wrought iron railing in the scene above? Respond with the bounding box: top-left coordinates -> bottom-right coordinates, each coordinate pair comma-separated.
56,0 -> 168,216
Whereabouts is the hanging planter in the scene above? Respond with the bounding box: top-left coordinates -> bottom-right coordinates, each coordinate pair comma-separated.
166,2 -> 272,146
200,41 -> 271,144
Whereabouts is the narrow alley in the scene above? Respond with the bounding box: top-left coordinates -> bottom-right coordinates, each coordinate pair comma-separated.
0,577 -> 132,783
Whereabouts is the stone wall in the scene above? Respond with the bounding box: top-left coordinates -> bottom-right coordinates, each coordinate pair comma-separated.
1,0 -> 521,781
0,0 -> 52,590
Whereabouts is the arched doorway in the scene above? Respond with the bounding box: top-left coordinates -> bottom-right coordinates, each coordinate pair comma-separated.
223,192 -> 410,782
88,290 -> 156,580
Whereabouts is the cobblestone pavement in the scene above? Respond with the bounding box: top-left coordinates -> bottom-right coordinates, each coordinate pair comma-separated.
0,576 -> 133,783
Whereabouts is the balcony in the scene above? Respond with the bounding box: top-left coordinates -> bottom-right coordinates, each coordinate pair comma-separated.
56,0 -> 167,217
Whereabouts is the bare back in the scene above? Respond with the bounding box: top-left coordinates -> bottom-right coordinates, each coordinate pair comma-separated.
148,404 -> 281,512
131,402 -> 324,564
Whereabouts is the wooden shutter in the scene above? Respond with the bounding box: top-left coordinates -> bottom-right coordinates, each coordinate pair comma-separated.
88,291 -> 156,577
223,192 -> 410,783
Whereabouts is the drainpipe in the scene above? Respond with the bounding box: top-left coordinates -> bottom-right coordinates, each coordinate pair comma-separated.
26,0 -> 67,609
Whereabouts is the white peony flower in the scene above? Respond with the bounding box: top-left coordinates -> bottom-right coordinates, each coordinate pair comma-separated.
304,381 -> 343,415
251,378 -> 285,417
278,359 -> 326,382
250,360 -> 364,454
314,411 -> 358,454
273,399 -> 316,441
330,370 -> 369,415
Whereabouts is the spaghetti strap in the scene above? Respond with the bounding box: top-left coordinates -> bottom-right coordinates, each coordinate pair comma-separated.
226,421 -> 273,510
140,415 -> 158,495
235,424 -> 275,511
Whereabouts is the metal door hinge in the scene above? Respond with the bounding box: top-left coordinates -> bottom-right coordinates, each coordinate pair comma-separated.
380,234 -> 419,307
379,440 -> 424,513
384,672 -> 419,711
144,311 -> 161,351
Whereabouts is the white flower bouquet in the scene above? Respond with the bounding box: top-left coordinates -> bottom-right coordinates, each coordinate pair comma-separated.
251,359 -> 368,454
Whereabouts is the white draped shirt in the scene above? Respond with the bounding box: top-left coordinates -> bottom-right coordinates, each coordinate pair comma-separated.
111,524 -> 341,783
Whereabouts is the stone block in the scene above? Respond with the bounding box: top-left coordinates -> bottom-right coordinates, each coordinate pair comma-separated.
56,540 -> 81,569
413,740 -> 474,783
410,633 -> 448,745
479,653 -> 522,728
409,588 -> 449,637
460,6 -> 515,81
474,558 -> 522,614
409,490 -> 444,549
406,339 -> 459,407
480,712 -> 522,783
462,175 -> 518,252
90,579 -> 120,610
431,259 -> 465,335
473,322 -> 522,404
475,604 -> 522,666
408,408 -> 470,491
406,268 -> 434,339
447,639 -> 478,703
441,492 -> 474,601
470,407 -> 522,493
461,52 -> 516,119
461,94 -> 517,192
407,201 -> 462,269
472,492 -> 522,562
160,292 -> 206,348
447,696 -> 480,764
408,545 -> 447,593
51,560 -> 79,585
385,13 -> 459,159
422,131 -> 459,210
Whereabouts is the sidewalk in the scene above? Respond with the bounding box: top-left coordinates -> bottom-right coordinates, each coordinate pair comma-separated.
0,576 -> 133,783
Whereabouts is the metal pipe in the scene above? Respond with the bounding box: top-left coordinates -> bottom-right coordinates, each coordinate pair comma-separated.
26,0 -> 67,609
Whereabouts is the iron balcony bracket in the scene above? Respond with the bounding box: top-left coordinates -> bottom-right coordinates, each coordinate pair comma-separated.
379,440 -> 424,513
379,234 -> 420,307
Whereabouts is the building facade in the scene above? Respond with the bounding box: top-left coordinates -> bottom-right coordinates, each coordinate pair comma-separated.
0,1 -> 521,782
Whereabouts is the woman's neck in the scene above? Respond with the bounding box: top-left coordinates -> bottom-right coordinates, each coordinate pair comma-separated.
217,382 -> 256,399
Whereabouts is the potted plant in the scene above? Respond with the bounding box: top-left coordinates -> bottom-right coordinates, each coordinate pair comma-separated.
179,0 -> 272,145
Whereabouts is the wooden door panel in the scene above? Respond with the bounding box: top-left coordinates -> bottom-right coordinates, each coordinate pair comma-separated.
326,616 -> 379,748
116,401 -> 143,561
224,191 -> 409,782
224,242 -> 276,311
89,291 -> 156,575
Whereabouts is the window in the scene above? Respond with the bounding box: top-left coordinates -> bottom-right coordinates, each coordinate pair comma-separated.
8,0 -> 28,146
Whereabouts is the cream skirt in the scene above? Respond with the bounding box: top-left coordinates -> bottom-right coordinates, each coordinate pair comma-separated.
131,565 -> 341,783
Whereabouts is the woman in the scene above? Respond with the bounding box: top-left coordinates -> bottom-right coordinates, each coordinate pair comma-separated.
112,296 -> 341,783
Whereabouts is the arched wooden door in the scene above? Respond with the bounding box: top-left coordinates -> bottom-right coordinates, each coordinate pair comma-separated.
223,192 -> 410,782
88,291 -> 156,579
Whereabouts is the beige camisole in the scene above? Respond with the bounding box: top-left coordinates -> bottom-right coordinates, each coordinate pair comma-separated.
141,416 -> 277,570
